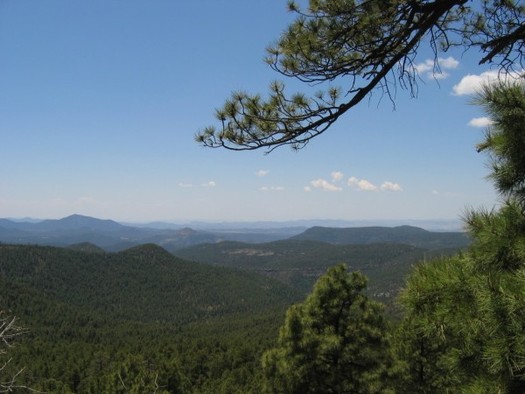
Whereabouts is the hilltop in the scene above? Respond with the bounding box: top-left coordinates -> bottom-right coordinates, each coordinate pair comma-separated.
0,214 -> 467,252
291,225 -> 470,250
174,238 -> 466,305
0,243 -> 299,325
0,214 -> 304,251
0,243 -> 302,391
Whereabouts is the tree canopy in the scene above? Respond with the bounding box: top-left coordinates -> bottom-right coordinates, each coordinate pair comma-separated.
261,264 -> 394,393
397,80 -> 525,392
197,0 -> 525,152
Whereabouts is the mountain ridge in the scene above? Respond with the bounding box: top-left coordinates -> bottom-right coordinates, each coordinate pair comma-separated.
291,225 -> 470,250
0,214 -> 304,250
0,214 -> 468,253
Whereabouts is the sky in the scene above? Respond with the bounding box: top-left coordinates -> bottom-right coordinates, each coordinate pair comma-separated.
0,0 -> 508,224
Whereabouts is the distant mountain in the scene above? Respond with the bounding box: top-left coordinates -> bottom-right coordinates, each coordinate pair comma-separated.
132,218 -> 463,232
0,214 -> 124,232
0,214 -> 302,251
0,215 -> 470,255
0,214 -> 140,248
290,225 -> 470,250
35,214 -> 125,232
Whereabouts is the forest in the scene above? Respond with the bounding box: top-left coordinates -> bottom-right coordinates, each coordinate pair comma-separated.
4,80 -> 525,392
4,83 -> 525,391
0,243 -> 301,393
4,0 -> 525,392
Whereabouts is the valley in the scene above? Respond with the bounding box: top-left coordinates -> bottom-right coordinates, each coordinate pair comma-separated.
0,214 -> 470,392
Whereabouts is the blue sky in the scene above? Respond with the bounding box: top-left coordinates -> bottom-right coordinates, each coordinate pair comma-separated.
0,0 -> 506,223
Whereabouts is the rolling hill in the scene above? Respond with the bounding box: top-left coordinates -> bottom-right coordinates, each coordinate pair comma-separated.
0,223 -> 471,391
0,243 -> 300,325
0,214 -> 303,251
0,243 -> 302,392
174,238 -> 461,304
290,225 -> 470,249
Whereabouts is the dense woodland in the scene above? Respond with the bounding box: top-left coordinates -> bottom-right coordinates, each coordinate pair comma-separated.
0,225 -> 466,392
4,0 -> 525,392
174,237 -> 464,311
0,244 -> 300,393
4,81 -> 525,392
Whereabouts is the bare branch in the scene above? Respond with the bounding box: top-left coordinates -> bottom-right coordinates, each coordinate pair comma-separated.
0,314 -> 32,393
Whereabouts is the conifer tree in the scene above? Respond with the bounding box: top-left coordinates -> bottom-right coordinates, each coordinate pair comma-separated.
262,264 -> 394,393
197,0 -> 525,152
397,80 -> 525,392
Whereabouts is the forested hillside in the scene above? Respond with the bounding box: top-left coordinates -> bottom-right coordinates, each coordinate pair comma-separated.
0,244 -> 301,392
0,243 -> 298,323
4,0 -> 525,391
174,239 -> 463,306
291,225 -> 470,250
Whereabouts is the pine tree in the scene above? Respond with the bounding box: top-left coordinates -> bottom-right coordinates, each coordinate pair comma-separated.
262,264 -> 394,393
197,0 -> 525,152
397,80 -> 525,392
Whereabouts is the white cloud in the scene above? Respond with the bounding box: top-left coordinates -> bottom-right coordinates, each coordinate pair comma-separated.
452,71 -> 499,95
452,69 -> 524,96
347,177 -> 402,192
304,186 -> 312,192
256,169 -> 269,177
414,59 -> 433,74
310,179 -> 343,192
440,56 -> 460,69
433,71 -> 450,80
380,181 -> 403,192
261,186 -> 285,191
414,56 -> 459,79
357,180 -> 378,191
201,181 -> 216,187
348,176 -> 378,192
331,171 -> 344,182
178,183 -> 193,188
468,117 -> 494,128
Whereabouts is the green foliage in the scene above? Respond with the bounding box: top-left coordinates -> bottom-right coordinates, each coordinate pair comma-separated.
397,236 -> 525,392
465,199 -> 525,271
175,238 -> 461,315
0,243 -> 299,392
198,0 -> 525,151
99,355 -> 178,394
0,243 -> 299,325
474,82 -> 525,201
262,265 -> 394,393
396,80 -> 525,392
396,256 -> 484,392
